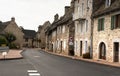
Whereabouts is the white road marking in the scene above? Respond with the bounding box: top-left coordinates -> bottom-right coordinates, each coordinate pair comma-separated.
29,73 -> 40,76
28,70 -> 38,73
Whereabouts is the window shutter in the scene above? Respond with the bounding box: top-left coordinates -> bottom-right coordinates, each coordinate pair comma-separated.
111,16 -> 115,30
98,19 -> 100,31
102,18 -> 104,30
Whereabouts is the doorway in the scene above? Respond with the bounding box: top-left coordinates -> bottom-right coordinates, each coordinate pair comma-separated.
80,41 -> 82,56
60,41 -> 63,53
99,42 -> 106,60
114,42 -> 119,62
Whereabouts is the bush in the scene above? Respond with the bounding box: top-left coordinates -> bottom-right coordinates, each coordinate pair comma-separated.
83,52 -> 90,59
0,36 -> 7,46
9,43 -> 17,49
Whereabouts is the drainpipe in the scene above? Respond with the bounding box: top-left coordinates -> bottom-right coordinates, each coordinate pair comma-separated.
90,0 -> 94,59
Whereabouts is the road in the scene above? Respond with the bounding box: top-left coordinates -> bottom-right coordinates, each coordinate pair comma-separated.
0,49 -> 120,76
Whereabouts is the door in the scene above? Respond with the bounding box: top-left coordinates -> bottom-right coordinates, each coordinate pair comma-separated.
99,42 -> 106,60
60,41 -> 63,53
80,41 -> 82,56
114,42 -> 119,62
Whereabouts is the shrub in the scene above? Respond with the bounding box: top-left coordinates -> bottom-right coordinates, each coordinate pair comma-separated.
9,43 -> 17,49
83,52 -> 90,59
0,35 -> 7,46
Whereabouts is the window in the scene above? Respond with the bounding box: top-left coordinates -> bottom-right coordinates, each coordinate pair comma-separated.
85,20 -> 88,32
78,6 -> 80,15
62,26 -> 65,33
98,18 -> 104,31
87,0 -> 89,8
111,14 -> 120,30
85,41 -> 87,53
82,3 -> 84,16
25,38 -> 28,42
106,0 -> 111,7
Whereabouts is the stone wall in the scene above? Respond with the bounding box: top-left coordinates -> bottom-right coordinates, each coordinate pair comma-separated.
4,21 -> 24,48
93,12 -> 120,62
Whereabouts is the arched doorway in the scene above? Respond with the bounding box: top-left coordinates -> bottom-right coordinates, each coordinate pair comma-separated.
99,42 -> 106,60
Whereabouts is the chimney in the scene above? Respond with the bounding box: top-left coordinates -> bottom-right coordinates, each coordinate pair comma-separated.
54,14 -> 59,21
65,6 -> 70,14
11,17 -> 15,22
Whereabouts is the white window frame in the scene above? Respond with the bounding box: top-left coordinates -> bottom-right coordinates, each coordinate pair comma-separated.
106,0 -> 111,7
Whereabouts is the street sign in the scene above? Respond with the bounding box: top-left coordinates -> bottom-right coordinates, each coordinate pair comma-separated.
69,42 -> 73,45
2,52 -> 7,59
2,52 -> 7,56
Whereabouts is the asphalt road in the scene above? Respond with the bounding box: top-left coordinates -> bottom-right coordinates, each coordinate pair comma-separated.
0,49 -> 120,76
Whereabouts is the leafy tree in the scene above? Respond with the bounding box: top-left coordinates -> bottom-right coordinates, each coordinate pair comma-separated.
4,32 -> 16,44
0,35 -> 7,46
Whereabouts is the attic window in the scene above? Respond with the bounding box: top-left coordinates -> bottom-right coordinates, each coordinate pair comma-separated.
106,0 -> 111,7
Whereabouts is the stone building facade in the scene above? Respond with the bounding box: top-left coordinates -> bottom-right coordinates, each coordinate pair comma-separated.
37,21 -> 51,49
22,29 -> 36,48
93,0 -> 120,62
0,17 -> 24,48
46,4 -> 75,55
72,0 -> 93,57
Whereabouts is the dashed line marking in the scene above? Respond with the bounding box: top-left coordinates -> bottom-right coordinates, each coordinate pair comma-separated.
27,70 -> 40,76
29,73 -> 40,76
28,70 -> 38,73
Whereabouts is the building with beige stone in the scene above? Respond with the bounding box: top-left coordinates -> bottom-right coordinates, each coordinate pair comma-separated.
0,17 -> 24,48
37,21 -> 51,49
93,0 -> 120,62
22,29 -> 36,48
46,4 -> 75,56
72,0 -> 93,57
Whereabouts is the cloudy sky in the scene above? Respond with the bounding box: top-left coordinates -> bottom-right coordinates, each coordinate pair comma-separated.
0,0 -> 71,31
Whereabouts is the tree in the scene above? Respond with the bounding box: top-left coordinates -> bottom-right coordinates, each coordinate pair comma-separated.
0,35 -> 7,46
4,32 -> 16,44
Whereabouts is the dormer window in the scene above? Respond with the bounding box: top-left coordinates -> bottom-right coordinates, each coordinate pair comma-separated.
106,0 -> 111,7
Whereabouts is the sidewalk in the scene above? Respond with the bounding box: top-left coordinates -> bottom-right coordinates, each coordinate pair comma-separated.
0,50 -> 23,60
44,50 -> 120,68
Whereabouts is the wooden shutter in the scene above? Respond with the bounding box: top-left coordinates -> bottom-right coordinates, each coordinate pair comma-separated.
98,19 -> 100,31
111,16 -> 115,30
102,18 -> 104,30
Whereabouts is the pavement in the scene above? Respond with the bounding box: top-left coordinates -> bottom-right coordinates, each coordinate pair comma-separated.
39,49 -> 120,68
22,49 -> 120,76
0,49 -> 23,60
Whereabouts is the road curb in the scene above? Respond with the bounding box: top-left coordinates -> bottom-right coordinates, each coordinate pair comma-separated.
41,50 -> 120,69
0,57 -> 23,60
0,50 -> 24,60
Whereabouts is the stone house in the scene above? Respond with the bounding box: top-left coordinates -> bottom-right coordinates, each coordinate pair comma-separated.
45,14 -> 58,52
0,17 -> 24,48
22,29 -> 36,48
36,21 -> 51,49
46,3 -> 75,56
72,0 -> 93,57
93,0 -> 120,62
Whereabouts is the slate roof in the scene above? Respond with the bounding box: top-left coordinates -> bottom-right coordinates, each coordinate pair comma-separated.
47,6 -> 73,34
0,21 -> 11,33
22,29 -> 36,39
93,0 -> 120,18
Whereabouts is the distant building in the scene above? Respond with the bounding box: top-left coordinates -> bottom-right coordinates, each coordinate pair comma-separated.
22,29 -> 36,48
0,17 -> 24,48
36,21 -> 51,49
46,3 -> 75,56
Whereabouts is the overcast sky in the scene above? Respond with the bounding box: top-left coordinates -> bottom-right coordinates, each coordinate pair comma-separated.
0,0 -> 71,31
